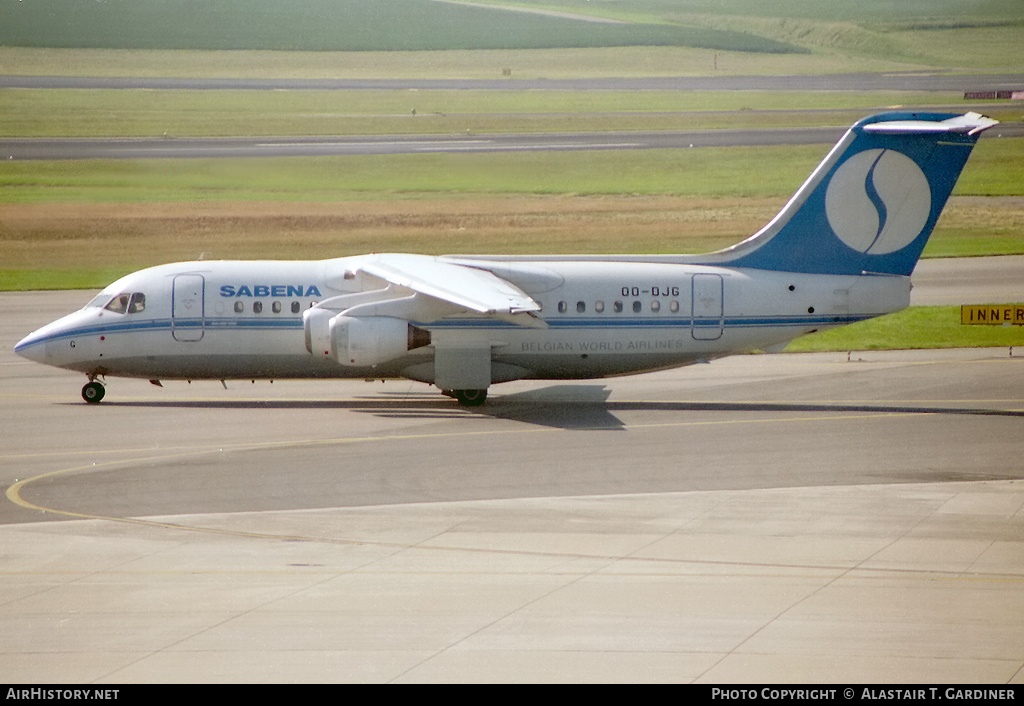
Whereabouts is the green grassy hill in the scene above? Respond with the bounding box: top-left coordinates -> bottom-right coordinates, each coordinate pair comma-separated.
0,0 -> 801,53
446,0 -> 1024,67
3,0 -> 1019,68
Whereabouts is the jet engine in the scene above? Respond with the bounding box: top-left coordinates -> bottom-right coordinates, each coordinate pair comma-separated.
303,308 -> 334,359
304,309 -> 430,367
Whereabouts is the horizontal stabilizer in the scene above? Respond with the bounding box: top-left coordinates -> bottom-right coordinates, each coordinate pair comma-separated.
862,112 -> 999,136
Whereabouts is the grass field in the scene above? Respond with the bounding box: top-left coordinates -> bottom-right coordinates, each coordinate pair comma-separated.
2,139 -> 1020,289
0,45 -> 958,81
4,138 -> 1022,203
786,306 -> 1024,352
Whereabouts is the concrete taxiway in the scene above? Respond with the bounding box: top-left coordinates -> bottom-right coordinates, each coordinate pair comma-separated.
2,276 -> 1023,683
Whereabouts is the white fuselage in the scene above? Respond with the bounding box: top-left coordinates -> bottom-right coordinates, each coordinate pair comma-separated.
17,256 -> 909,386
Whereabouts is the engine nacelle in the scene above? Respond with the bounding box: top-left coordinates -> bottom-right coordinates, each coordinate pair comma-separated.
303,307 -> 334,358
330,315 -> 430,367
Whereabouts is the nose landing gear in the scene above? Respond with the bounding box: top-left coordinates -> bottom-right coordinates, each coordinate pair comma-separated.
82,380 -> 106,404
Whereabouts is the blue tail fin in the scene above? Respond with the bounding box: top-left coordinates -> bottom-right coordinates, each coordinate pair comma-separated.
707,112 -> 997,276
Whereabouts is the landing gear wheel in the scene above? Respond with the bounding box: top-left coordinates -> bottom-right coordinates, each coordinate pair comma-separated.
82,381 -> 105,404
453,389 -> 487,407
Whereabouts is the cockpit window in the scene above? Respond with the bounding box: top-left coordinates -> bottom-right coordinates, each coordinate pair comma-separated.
103,292 -> 145,314
128,293 -> 146,313
104,294 -> 131,314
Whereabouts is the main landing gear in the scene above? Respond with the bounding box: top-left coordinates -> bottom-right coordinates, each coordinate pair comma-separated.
451,389 -> 488,407
82,380 -> 105,404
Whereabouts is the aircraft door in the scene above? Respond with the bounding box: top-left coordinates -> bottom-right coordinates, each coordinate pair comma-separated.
691,273 -> 723,340
172,274 -> 205,342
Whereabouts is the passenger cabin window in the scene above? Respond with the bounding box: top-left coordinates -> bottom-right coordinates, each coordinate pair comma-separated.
576,301 -> 586,314
229,299 -> 302,315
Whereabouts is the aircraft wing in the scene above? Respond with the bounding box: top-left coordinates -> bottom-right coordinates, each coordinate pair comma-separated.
355,253 -> 546,327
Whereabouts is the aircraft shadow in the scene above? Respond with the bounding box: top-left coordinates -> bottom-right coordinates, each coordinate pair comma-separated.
88,385 -> 623,430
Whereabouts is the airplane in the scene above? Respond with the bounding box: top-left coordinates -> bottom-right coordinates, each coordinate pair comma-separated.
15,111 -> 997,407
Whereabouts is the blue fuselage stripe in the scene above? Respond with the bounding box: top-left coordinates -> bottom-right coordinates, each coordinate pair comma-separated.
16,313 -> 878,351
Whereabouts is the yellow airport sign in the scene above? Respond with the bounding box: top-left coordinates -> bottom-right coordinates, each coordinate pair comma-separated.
961,305 -> 1024,325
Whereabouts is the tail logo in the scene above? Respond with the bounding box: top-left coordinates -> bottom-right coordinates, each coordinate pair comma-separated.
825,148 -> 932,255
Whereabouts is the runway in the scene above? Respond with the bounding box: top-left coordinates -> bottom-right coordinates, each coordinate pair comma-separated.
5,123 -> 1023,161
2,259 -> 1023,682
0,127 -> 852,160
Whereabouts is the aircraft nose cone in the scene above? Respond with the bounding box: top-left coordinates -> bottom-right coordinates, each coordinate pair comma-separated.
15,307 -> 105,371
14,330 -> 48,364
